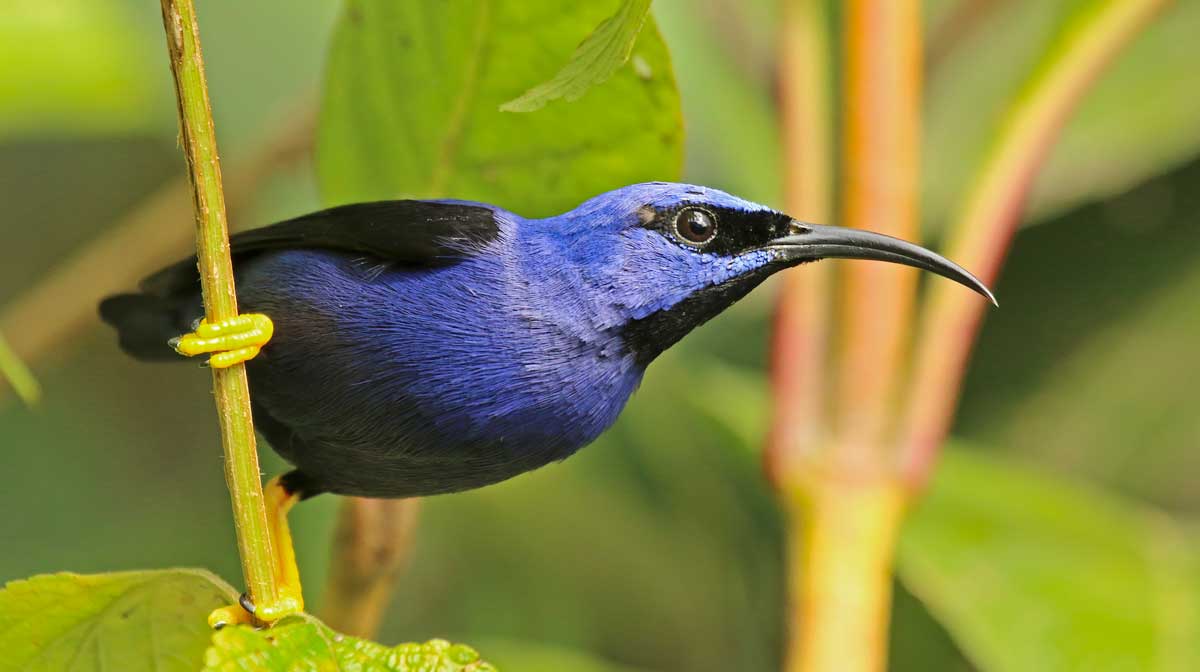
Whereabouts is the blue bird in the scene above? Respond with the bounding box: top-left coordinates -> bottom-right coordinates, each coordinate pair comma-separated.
99,181 -> 993,622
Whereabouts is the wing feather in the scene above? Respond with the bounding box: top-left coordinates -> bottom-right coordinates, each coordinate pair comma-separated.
141,200 -> 499,297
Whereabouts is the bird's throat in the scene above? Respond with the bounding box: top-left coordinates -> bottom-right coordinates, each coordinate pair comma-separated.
619,270 -> 773,366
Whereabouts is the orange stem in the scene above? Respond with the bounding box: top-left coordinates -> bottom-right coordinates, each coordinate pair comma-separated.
835,0 -> 922,465
768,0 -> 833,483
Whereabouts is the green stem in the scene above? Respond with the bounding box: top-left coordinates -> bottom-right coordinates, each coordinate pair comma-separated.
158,0 -> 278,615
0,329 -> 40,407
783,477 -> 906,672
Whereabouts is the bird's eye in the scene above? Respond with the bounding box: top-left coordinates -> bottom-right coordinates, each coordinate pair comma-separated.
673,208 -> 718,246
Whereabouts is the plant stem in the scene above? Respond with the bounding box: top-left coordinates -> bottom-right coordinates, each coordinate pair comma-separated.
321,498 -> 421,638
158,0 -> 278,616
783,477 -> 906,672
897,0 -> 1172,485
772,2 -> 925,670
768,0 -> 833,482
0,330 -> 40,407
836,0 -> 923,459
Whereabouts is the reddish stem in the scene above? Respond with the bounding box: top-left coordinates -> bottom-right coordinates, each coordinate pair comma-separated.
768,0 -> 833,484
835,0 -> 922,464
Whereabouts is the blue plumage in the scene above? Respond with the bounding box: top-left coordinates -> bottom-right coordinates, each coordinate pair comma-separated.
100,182 -> 992,498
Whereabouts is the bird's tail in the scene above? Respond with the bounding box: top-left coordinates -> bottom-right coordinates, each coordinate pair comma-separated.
98,293 -> 195,362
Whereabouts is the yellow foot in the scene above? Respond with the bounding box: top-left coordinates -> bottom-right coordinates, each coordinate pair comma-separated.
209,593 -> 258,629
208,591 -> 303,629
207,474 -> 305,629
170,313 -> 273,368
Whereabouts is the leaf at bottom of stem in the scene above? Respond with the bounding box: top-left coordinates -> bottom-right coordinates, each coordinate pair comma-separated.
204,615 -> 496,672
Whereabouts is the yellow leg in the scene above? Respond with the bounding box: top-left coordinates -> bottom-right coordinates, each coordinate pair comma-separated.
208,475 -> 305,628
262,475 -> 304,618
171,313 -> 273,368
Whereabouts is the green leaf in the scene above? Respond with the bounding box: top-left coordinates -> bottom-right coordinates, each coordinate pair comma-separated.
1029,0 -> 1200,220
317,0 -> 683,218
967,233 -> 1200,509
925,0 -> 1195,232
203,617 -> 495,672
500,0 -> 652,113
899,448 -> 1200,671
1,0 -> 337,151
0,569 -> 237,672
0,571 -> 496,671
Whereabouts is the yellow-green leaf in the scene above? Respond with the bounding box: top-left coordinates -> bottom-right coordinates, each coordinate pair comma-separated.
925,0 -> 1183,232
0,0 -> 159,139
317,0 -> 683,218
203,617 -> 495,672
500,0 -> 652,113
0,570 -> 237,672
899,448 -> 1200,671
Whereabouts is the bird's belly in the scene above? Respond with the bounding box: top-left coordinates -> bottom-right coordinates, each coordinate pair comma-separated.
248,349 -> 640,497
239,251 -> 642,497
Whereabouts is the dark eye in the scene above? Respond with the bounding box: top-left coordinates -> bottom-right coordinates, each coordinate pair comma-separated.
673,208 -> 718,245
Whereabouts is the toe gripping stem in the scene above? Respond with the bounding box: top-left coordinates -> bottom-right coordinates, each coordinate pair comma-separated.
208,474 -> 305,629
171,313 -> 274,368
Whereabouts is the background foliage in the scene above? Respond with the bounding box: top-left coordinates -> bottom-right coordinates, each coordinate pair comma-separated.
1,0 -> 1198,669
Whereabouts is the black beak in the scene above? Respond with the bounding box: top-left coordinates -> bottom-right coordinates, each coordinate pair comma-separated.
768,221 -> 997,305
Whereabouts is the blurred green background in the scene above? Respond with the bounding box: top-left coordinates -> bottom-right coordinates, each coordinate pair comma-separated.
2,1 -> 1199,670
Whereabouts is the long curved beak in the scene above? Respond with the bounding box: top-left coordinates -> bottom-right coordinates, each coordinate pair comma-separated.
768,221 -> 997,305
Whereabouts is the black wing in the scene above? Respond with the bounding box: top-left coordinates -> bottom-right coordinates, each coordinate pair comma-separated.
141,200 -> 499,297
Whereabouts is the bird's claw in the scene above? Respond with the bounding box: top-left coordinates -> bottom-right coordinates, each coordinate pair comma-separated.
208,596 -> 254,630
208,590 -> 304,629
170,313 -> 274,368
207,475 -> 306,630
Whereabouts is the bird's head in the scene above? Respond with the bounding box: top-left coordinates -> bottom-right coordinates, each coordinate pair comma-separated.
529,182 -> 993,365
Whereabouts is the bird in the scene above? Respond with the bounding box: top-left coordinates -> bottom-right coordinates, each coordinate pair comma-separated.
99,181 -> 994,624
